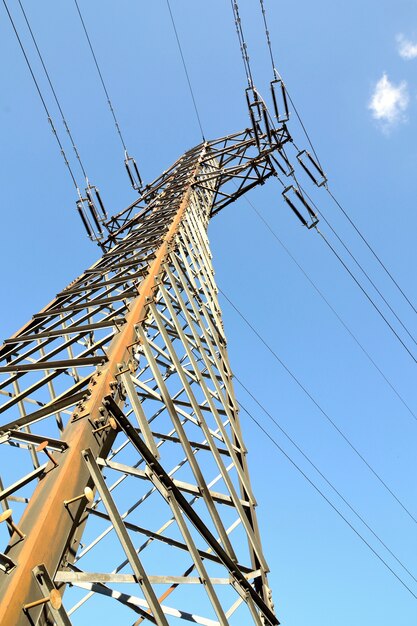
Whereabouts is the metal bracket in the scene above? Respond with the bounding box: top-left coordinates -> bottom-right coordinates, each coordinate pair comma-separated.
28,564 -> 73,625
0,551 -> 16,574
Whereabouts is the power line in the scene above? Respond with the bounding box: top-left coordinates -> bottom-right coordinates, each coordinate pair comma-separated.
244,197 -> 417,423
165,0 -> 205,141
287,175 -> 417,364
258,0 -> 417,317
2,0 -> 80,192
258,0 -> 276,76
314,194 -> 417,352
257,2 -> 417,371
317,227 -> 417,366
235,375 -> 417,587
72,0 -> 143,193
219,288 -> 417,526
327,188 -> 417,316
72,0 -> 128,153
238,397 -> 417,601
188,329 -> 417,592
17,0 -> 88,182
230,0 -> 254,88
291,120 -> 417,318
283,87 -> 325,170
257,0 -> 324,170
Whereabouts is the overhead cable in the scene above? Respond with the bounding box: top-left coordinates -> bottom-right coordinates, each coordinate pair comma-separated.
244,196 -> 417,423
230,0 -> 254,88
236,375 -> 417,587
258,0 -> 417,314
72,0 -> 142,192
258,0 -> 276,76
295,183 -> 417,352
165,0 -> 205,141
322,208 -> 417,348
73,0 -> 127,152
219,288 -> 417,526
2,0 -> 80,192
317,227 -> 417,366
17,0 -> 88,181
4,0 -> 112,243
188,335 -> 417,593
258,0 -> 324,170
238,397 -> 417,601
327,188 -> 417,316
284,169 -> 417,362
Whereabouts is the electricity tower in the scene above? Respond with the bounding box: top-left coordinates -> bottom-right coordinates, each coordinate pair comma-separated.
0,101 -> 324,624
3,0 -> 415,620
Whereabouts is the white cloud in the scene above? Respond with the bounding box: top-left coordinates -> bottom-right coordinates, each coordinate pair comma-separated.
368,73 -> 409,130
397,34 -> 417,59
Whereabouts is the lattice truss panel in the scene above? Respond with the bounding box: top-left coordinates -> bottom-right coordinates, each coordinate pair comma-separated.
0,143 -> 277,626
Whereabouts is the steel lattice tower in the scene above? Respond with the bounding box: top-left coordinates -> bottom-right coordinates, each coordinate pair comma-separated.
0,122 -> 307,625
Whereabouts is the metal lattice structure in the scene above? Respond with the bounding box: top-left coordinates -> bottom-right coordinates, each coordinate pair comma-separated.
0,121 -> 310,624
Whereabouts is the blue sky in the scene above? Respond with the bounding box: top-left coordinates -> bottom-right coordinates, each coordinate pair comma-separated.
1,1 -> 417,625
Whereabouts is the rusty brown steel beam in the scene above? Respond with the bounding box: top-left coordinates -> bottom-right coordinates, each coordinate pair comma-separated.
0,149 -> 206,626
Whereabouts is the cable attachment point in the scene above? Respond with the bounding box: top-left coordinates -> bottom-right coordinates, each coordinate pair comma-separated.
86,183 -> 107,220
282,185 -> 319,229
124,152 -> 143,192
270,77 -> 290,123
245,86 -> 277,147
245,86 -> 262,122
76,185 -> 106,243
245,87 -> 263,147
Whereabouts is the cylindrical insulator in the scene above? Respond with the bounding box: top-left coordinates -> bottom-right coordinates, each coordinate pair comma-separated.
294,187 -> 318,220
125,160 -> 136,188
94,188 -> 107,219
76,202 -> 93,238
262,106 -> 273,143
282,193 -> 308,227
87,201 -> 103,235
132,159 -> 143,189
249,107 -> 261,148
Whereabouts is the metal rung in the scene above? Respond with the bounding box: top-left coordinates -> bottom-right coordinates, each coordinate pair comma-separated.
0,464 -> 47,502
7,430 -> 68,451
0,356 -> 106,373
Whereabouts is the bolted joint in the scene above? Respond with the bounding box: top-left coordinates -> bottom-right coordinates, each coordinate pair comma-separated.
92,416 -> 118,434
23,589 -> 62,612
